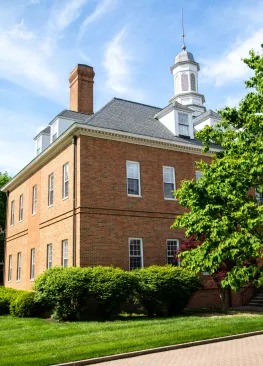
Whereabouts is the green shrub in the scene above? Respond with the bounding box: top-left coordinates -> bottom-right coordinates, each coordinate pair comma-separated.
89,266 -> 138,319
134,265 -> 200,316
10,292 -> 38,317
34,267 -> 93,320
0,286 -> 26,315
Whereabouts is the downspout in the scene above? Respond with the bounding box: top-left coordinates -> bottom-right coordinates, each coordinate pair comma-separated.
3,191 -> 9,284
72,136 -> 77,267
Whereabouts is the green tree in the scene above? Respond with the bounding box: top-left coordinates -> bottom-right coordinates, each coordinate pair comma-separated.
172,45 -> 263,295
0,172 -> 11,230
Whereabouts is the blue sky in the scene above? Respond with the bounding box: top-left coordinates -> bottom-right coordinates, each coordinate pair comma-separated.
0,0 -> 263,175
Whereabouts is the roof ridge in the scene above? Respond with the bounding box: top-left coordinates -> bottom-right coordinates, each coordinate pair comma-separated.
84,98 -> 117,124
113,97 -> 162,110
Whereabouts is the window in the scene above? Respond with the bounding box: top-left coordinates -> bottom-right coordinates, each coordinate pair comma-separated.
167,239 -> 180,265
190,73 -> 196,91
126,161 -> 141,196
8,255 -> 12,281
10,200 -> 15,226
63,163 -> 69,199
129,238 -> 143,270
19,195 -> 23,222
47,244 -> 52,269
32,185 -> 37,215
62,240 -> 68,268
175,75 -> 180,93
36,137 -> 41,156
17,252 -> 21,281
256,188 -> 263,205
181,73 -> 189,91
163,167 -> 175,199
48,173 -> 54,206
30,249 -> 35,280
52,120 -> 58,142
196,171 -> 204,181
178,112 -> 189,136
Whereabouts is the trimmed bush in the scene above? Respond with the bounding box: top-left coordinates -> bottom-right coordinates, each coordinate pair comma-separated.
10,292 -> 38,317
34,267 -> 93,320
89,266 -> 138,319
0,286 -> 26,315
134,265 -> 200,316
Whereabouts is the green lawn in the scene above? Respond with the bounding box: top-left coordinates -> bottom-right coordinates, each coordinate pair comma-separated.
1,313 -> 263,366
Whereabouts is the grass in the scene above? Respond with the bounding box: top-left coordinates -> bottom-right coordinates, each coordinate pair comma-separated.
1,313 -> 263,366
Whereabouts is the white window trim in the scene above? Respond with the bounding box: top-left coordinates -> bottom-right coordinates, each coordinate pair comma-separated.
62,239 -> 68,268
8,255 -> 12,282
32,185 -> 37,216
166,239 -> 180,266
48,173 -> 54,207
10,200 -> 15,226
17,252 -> 21,282
128,237 -> 144,270
126,161 -> 141,197
47,244 -> 52,269
163,166 -> 176,200
30,248 -> 35,280
63,163 -> 69,200
19,194 -> 23,222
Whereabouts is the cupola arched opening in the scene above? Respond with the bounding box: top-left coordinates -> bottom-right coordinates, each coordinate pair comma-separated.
190,73 -> 196,92
181,73 -> 189,91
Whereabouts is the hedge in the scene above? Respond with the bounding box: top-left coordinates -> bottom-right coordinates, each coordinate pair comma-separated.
0,287 -> 26,315
134,265 -> 200,316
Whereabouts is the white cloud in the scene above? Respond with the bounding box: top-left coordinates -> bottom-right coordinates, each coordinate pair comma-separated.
103,28 -> 144,100
49,0 -> 88,32
201,29 -> 263,86
78,0 -> 117,42
0,21 -> 64,103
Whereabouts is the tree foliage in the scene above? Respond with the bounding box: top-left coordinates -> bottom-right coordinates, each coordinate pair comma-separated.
172,45 -> 263,292
0,172 -> 11,230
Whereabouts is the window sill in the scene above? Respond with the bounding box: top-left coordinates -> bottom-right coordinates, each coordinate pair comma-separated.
19,220 -> 23,223
30,279 -> 35,282
128,194 -> 142,198
164,198 -> 177,201
10,224 -> 14,227
48,204 -> 53,209
62,196 -> 68,201
32,213 -> 36,217
16,280 -> 20,283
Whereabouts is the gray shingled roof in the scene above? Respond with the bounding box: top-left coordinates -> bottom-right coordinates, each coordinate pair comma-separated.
193,109 -> 221,126
34,126 -> 50,141
83,98 -> 205,147
49,109 -> 90,125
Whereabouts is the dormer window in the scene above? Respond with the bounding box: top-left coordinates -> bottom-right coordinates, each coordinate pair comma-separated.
190,73 -> 196,91
36,137 -> 41,156
52,120 -> 58,142
178,112 -> 189,136
181,73 -> 189,91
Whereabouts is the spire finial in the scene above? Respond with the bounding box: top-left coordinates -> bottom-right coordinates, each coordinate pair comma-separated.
182,8 -> 186,51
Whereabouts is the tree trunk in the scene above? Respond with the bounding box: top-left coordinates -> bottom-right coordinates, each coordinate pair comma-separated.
219,287 -> 228,314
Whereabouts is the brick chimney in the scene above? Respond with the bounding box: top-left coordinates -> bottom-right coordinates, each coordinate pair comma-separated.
69,64 -> 95,115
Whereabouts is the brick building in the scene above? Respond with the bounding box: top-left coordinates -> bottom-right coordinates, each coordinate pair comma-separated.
2,46 -> 223,303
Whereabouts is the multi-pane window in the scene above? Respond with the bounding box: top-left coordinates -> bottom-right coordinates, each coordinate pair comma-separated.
163,167 -> 175,199
19,194 -> 23,222
48,173 -> 54,206
195,171 -> 204,181
10,200 -> 15,226
63,163 -> 69,199
36,137 -> 41,155
190,73 -> 196,91
30,249 -> 35,280
47,244 -> 52,269
17,252 -> 21,281
62,240 -> 68,268
126,161 -> 141,196
167,239 -> 180,265
32,185 -> 37,215
178,112 -> 189,136
129,238 -> 143,270
8,255 -> 12,281
52,121 -> 58,142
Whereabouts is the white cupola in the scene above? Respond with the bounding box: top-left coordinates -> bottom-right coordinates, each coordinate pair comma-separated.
169,16 -> 206,117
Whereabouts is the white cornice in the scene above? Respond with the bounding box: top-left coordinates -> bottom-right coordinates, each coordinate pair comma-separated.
2,123 -> 217,193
